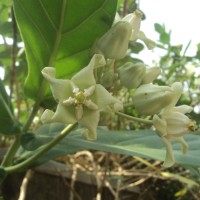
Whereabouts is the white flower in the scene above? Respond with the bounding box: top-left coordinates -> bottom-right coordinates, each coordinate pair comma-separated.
41,54 -> 123,140
153,82 -> 196,167
92,10 -> 156,60
121,10 -> 156,49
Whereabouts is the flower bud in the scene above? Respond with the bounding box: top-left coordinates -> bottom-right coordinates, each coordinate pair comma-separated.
133,84 -> 175,115
142,66 -> 160,84
122,10 -> 142,41
118,62 -> 146,89
93,21 -> 132,59
100,71 -> 114,88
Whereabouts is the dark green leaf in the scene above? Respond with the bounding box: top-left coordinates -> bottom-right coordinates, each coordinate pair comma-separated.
13,0 -> 117,103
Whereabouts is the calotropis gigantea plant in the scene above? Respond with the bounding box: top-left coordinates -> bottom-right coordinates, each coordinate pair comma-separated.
41,54 -> 123,140
40,8 -> 196,167
2,1 -> 198,182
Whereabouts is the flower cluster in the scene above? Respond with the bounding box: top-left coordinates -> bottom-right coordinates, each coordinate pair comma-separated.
133,82 -> 196,167
41,9 -> 196,167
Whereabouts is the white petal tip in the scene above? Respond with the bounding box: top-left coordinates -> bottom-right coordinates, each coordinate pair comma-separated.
41,109 -> 55,123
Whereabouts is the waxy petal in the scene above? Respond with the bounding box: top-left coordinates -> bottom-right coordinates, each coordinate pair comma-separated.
138,31 -> 156,50
163,82 -> 183,112
75,104 -> 83,120
175,137 -> 188,154
79,110 -> 100,140
162,137 -> 175,168
41,109 -> 55,123
172,105 -> 193,114
49,104 -> 77,124
72,54 -> 105,89
153,115 -> 167,137
92,84 -> 122,110
42,67 -> 72,101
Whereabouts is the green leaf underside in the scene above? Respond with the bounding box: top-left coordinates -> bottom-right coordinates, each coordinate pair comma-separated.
13,0 -> 117,102
20,123 -> 200,167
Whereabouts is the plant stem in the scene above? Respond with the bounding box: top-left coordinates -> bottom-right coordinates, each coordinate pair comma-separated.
116,111 -> 153,125
1,135 -> 21,167
4,123 -> 78,174
1,101 -> 41,167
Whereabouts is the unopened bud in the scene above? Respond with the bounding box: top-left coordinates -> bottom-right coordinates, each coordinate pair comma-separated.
118,62 -> 146,89
142,66 -> 160,84
122,10 -> 142,41
133,84 -> 175,115
93,21 -> 132,60
100,71 -> 114,88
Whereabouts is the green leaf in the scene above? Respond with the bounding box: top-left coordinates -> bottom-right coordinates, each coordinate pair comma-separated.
154,23 -> 171,44
19,124 -> 200,167
13,0 -> 117,103
0,79 -> 21,135
160,32 -> 170,44
154,23 -> 165,34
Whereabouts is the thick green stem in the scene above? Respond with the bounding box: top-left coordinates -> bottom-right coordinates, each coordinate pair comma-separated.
4,123 -> 78,174
116,111 -> 153,125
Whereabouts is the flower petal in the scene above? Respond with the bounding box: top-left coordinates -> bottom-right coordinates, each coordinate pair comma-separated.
71,54 -> 105,89
164,112 -> 190,137
175,137 -> 188,154
41,109 -> 55,123
153,115 -> 168,137
138,31 -> 156,50
164,82 -> 183,111
162,137 -> 175,168
42,67 -> 72,101
172,105 -> 193,114
79,110 -> 100,140
92,84 -> 122,110
49,103 -> 77,124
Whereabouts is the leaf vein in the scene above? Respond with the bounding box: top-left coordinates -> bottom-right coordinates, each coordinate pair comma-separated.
18,0 -> 51,54
38,0 -> 57,31
62,0 -> 108,36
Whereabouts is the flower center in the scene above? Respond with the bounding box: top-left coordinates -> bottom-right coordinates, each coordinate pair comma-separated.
62,85 -> 98,120
74,91 -> 86,104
